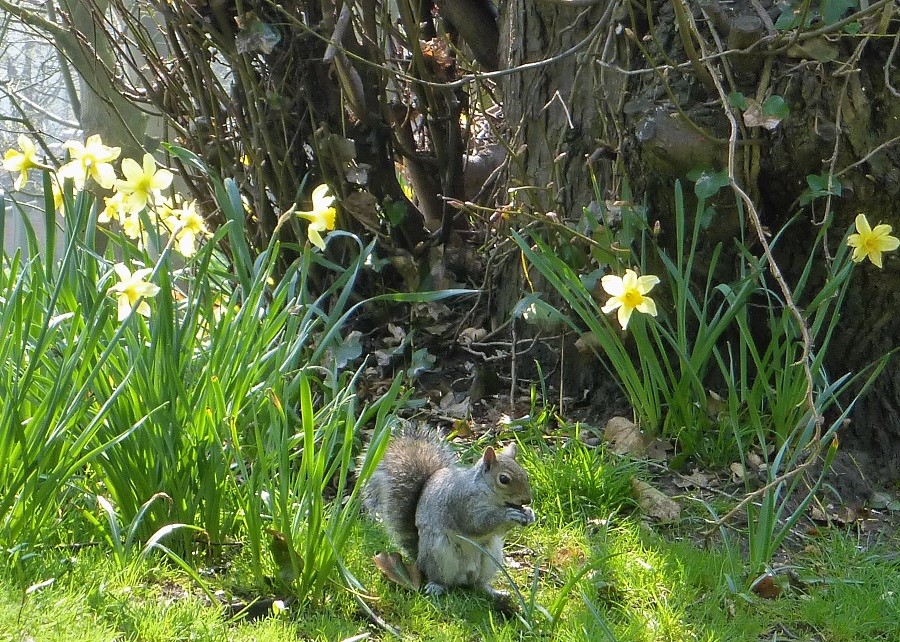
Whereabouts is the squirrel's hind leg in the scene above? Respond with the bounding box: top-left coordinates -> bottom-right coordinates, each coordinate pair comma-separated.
424,582 -> 447,596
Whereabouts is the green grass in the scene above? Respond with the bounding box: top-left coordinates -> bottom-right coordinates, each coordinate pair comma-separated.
2,445 -> 896,642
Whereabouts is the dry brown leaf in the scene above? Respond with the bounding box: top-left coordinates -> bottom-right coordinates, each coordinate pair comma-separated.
372,551 -> 422,591
705,389 -> 726,417
751,575 -> 782,599
459,327 -> 487,345
604,417 -> 647,456
742,99 -> 783,130
646,438 -> 673,461
550,545 -> 587,568
575,332 -> 602,354
674,468 -> 709,489
810,505 -> 829,522
632,479 -> 681,522
747,452 -> 766,470
729,462 -> 746,482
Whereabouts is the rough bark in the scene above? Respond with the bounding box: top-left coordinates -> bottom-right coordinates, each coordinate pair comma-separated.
499,0 -> 900,482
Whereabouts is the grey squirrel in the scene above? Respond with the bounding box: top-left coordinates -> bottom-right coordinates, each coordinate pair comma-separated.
364,427 -> 536,596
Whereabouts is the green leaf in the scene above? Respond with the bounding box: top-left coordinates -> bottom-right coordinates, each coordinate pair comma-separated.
332,331 -> 363,369
762,95 -> 789,120
407,348 -> 436,377
699,206 -> 718,230
580,268 -> 605,291
821,0 -> 857,26
384,200 -> 407,226
728,92 -> 747,110
693,170 -> 731,200
774,9 -> 800,30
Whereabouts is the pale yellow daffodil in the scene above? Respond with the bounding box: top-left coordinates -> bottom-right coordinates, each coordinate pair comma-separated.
166,198 -> 209,257
107,262 -> 160,321
601,269 -> 660,330
3,134 -> 43,190
100,191 -> 126,224
121,211 -> 148,250
847,213 -> 899,268
59,134 -> 121,189
295,184 -> 337,250
51,178 -> 65,214
115,153 -> 174,214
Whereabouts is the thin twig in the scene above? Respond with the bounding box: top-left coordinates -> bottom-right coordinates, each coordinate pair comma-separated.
835,134 -> 900,177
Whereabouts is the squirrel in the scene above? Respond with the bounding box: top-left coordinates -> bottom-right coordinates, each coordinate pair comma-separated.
363,426 -> 536,596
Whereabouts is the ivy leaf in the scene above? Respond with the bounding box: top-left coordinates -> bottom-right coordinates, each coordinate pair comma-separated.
693,170 -> 730,200
699,205 -> 718,230
384,200 -> 407,226
742,97 -> 788,130
407,348 -> 436,378
762,95 -> 790,120
820,0 -> 857,26
332,330 -> 363,369
728,92 -> 747,110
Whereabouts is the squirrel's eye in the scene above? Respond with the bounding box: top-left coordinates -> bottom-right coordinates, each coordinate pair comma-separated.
499,474 -> 510,485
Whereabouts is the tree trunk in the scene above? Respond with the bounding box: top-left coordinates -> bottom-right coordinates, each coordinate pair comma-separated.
500,0 -> 900,482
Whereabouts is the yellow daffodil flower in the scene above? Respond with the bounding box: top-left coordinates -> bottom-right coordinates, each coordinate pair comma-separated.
115,153 -> 174,214
107,262 -> 160,321
601,268 -> 660,330
166,198 -> 209,257
59,134 -> 121,189
121,211 -> 148,250
847,213 -> 899,268
51,179 -> 64,214
295,183 -> 337,250
100,191 -> 126,224
3,134 -> 43,189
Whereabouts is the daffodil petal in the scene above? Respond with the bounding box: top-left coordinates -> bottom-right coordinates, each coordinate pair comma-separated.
601,274 -> 624,297
121,158 -> 142,181
636,274 -> 660,294
152,168 -> 174,190
308,227 -> 325,250
94,163 -> 117,189
117,295 -> 131,321
636,297 -> 658,316
601,298 -> 622,314
854,214 -> 871,235
877,235 -> 900,252
617,304 -> 633,330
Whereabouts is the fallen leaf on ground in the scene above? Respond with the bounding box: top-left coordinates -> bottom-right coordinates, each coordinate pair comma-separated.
459,327 -> 487,345
604,417 -> 647,456
646,438 -> 673,461
729,462 -> 746,482
372,551 -> 422,591
747,452 -> 766,470
575,332 -> 602,353
674,468 -> 710,489
632,479 -> 680,522
751,575 -> 782,599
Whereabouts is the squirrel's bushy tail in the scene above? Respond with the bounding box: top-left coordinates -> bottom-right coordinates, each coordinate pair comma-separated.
363,426 -> 456,558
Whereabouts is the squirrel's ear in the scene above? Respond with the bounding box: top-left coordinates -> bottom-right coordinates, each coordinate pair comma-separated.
483,446 -> 497,468
500,443 -> 518,460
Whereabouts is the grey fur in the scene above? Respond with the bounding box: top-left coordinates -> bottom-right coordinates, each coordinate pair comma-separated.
364,427 -> 535,595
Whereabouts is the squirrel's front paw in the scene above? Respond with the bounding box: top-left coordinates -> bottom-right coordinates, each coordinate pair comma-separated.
424,582 -> 447,597
506,506 -> 536,526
